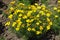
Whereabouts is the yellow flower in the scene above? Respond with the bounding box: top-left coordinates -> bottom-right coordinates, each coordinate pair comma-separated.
10,1 -> 15,5
46,25 -> 51,30
39,11 -> 45,15
31,28 -> 36,31
33,10 -> 37,12
41,4 -> 46,8
42,7 -> 46,11
35,3 -> 38,6
16,27 -> 20,31
37,6 -> 41,9
23,15 -> 27,19
16,19 -> 20,23
49,22 -> 52,25
31,19 -> 34,22
19,21 -> 22,24
19,3 -> 24,6
27,13 -> 31,17
20,10 -> 24,13
55,15 -> 58,18
39,11 -> 43,13
26,19 -> 31,23
53,7 -> 57,10
39,21 -> 42,23
39,26 -> 43,30
36,14 -> 40,17
12,22 -> 16,27
19,14 -> 22,17
47,18 -> 50,22
16,10 -> 20,13
27,11 -> 32,17
36,31 -> 41,35
8,14 -> 13,19
58,1 -> 60,3
18,18 -> 21,20
31,5 -> 37,10
10,7 -> 14,11
31,5 -> 36,9
46,13 -> 51,17
5,21 -> 10,26
27,27 -> 31,31
36,22 -> 40,25
13,10 -> 17,15
17,10 -> 24,13
17,22 -> 22,28
27,23 -> 31,26
45,10 -> 49,12
57,10 -> 60,12
28,6 -> 31,9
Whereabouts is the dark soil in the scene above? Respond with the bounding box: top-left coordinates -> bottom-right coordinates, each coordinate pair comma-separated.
0,22 -> 5,35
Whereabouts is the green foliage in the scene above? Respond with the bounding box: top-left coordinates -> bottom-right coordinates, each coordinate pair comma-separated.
18,0 -> 30,5
0,36 -> 5,40
41,0 -> 47,3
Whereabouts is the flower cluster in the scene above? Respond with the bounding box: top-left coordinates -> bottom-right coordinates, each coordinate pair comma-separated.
5,0 -> 59,36
53,7 -> 60,13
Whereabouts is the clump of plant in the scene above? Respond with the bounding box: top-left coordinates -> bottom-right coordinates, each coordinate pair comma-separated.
4,0 -> 60,40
